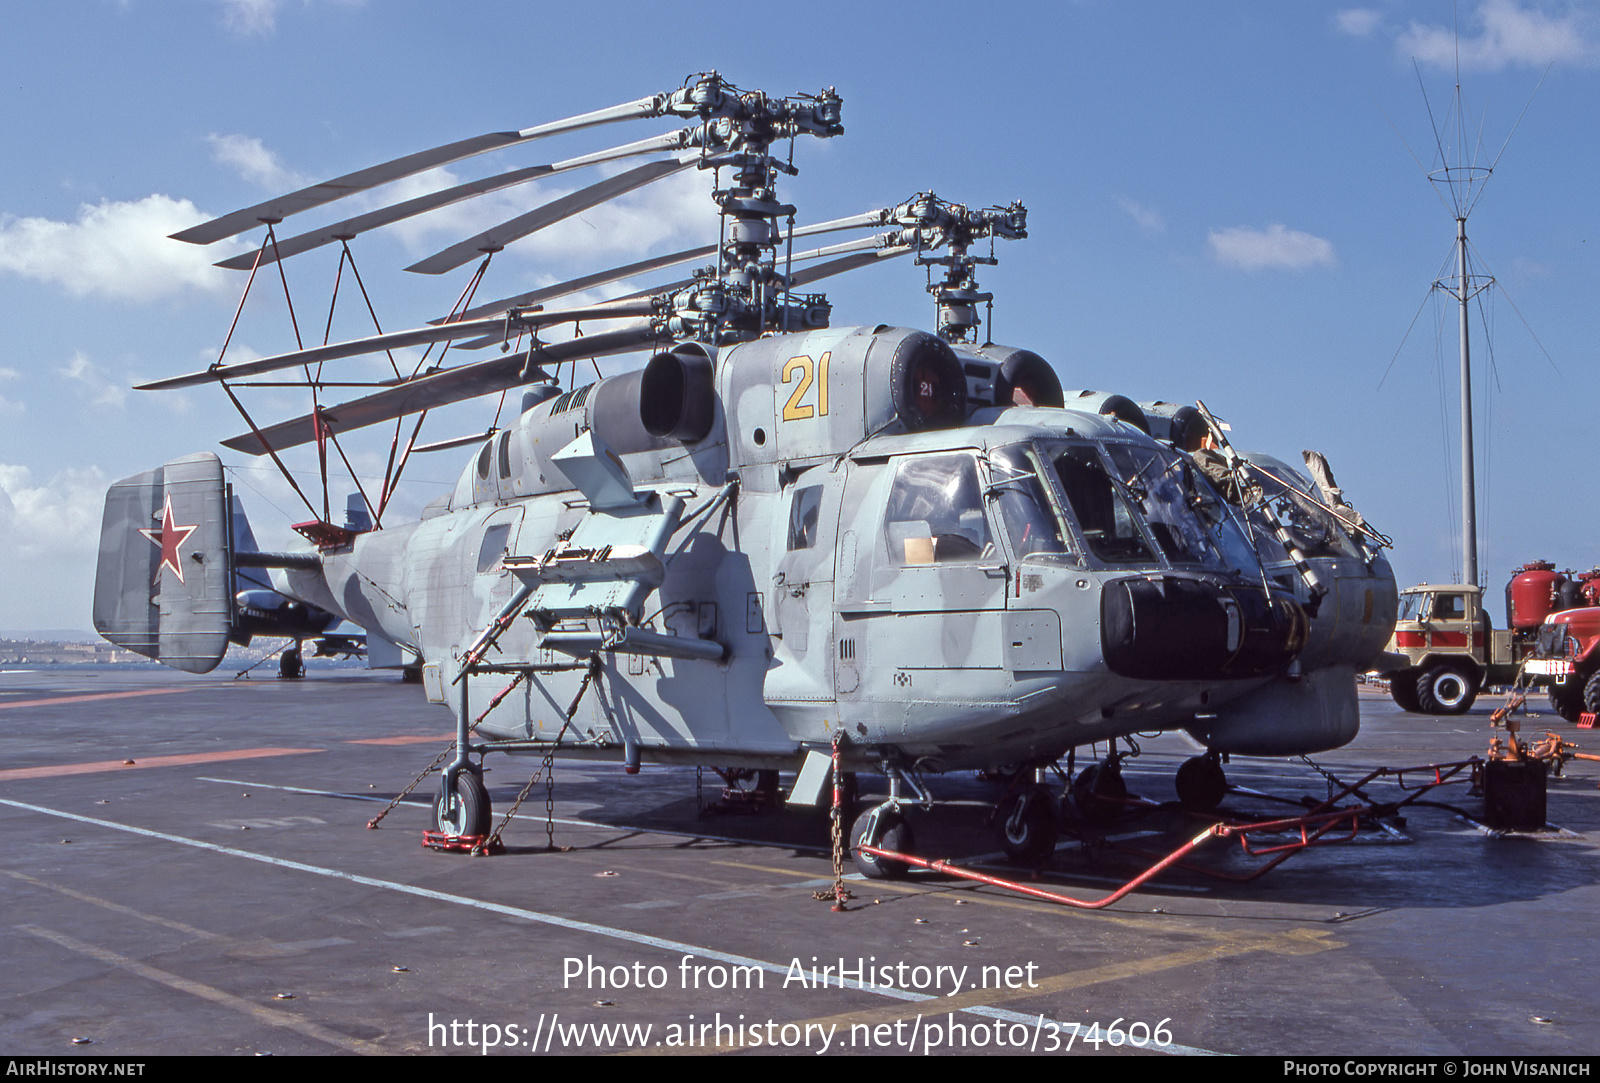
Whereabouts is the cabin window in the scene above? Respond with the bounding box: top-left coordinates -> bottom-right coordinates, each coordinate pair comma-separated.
884,453 -> 993,565
787,485 -> 823,551
477,522 -> 512,573
1435,594 -> 1466,621
476,440 -> 494,480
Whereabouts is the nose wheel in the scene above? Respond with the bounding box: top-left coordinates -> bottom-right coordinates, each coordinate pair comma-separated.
995,783 -> 1060,866
849,803 -> 914,879
434,767 -> 491,838
1072,758 -> 1129,824
1175,753 -> 1228,812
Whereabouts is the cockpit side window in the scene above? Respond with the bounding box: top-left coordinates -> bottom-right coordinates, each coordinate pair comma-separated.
1052,446 -> 1156,563
884,453 -> 994,565
987,445 -> 1076,564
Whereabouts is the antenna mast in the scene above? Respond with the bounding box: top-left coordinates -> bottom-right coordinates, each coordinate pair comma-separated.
1425,78 -> 1495,589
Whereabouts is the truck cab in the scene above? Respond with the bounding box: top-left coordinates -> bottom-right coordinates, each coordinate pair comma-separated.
1381,584 -> 1504,714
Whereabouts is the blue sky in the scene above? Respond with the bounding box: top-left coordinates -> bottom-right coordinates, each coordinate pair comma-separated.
2,1 -> 1598,631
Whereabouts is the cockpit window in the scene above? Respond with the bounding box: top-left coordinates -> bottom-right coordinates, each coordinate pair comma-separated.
884,453 -> 994,565
985,445 -> 1076,563
1051,445 -> 1156,563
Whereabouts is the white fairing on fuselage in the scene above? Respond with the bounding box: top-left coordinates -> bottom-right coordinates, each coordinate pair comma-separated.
281,327 -> 1395,771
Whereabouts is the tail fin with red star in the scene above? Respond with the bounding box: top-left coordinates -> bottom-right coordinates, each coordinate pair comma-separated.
92,453 -> 233,673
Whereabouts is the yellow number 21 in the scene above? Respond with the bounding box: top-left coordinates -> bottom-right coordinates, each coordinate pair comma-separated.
781,352 -> 830,422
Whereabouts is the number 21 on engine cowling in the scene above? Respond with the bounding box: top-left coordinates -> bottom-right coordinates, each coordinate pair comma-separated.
781,352 -> 830,422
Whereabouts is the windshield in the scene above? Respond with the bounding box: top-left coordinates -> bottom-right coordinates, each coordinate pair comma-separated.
1051,444 -> 1158,564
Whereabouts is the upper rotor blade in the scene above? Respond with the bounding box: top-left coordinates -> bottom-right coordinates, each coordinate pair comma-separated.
220,322 -> 663,454
212,129 -> 701,272
405,157 -> 693,275
172,95 -> 667,246
787,245 -> 912,288
135,298 -> 658,390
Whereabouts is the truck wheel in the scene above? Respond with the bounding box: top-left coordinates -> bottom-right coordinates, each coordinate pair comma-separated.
1415,664 -> 1478,715
1582,672 -> 1600,717
1551,679 -> 1584,722
1389,673 -> 1422,712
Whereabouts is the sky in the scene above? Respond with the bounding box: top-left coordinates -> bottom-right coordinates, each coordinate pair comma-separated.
2,0 -> 1598,633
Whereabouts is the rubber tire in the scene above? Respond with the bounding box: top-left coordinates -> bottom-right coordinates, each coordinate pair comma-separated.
1581,671 -> 1600,717
1175,755 -> 1228,812
1072,761 -> 1129,825
279,648 -> 303,680
1389,674 -> 1422,713
997,784 -> 1060,866
434,768 -> 491,838
849,807 -> 914,880
1551,678 -> 1584,722
1414,664 -> 1478,715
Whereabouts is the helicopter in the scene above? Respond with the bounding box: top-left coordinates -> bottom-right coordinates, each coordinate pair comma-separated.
92,74 -> 1399,875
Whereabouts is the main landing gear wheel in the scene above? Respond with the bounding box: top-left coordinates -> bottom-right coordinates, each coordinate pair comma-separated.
1072,760 -> 1128,825
434,768 -> 491,838
1415,664 -> 1478,715
279,646 -> 303,680
849,804 -> 914,880
996,784 -> 1059,866
1389,675 -> 1421,713
1175,754 -> 1228,813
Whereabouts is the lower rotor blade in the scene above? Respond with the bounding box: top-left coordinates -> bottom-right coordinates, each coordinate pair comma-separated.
220,322 -> 662,454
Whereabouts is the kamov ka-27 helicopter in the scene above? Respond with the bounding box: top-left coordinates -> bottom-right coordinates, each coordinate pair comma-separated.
93,74 -> 1398,874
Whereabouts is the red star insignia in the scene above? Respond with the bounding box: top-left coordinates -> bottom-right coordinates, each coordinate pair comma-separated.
139,494 -> 199,585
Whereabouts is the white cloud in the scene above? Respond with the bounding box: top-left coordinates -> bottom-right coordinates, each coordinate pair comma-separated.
1208,223 -> 1337,271
1399,0 -> 1595,70
1336,8 -> 1383,36
0,195 -> 247,302
58,351 -> 127,409
207,134 -> 307,190
1116,197 -> 1165,235
0,463 -> 107,560
217,0 -> 281,36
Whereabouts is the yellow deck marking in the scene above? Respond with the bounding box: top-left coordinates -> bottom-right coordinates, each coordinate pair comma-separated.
0,747 -> 322,781
17,924 -> 381,1054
